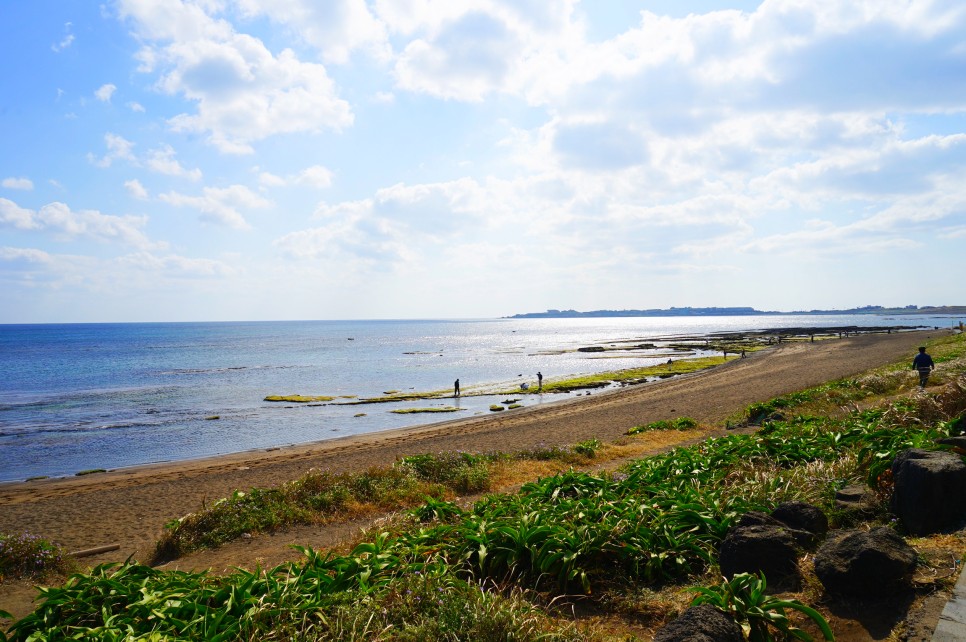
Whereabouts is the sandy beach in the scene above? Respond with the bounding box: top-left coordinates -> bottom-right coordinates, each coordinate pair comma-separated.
0,329 -> 941,574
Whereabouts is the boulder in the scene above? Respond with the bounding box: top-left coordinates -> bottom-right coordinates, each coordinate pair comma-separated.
719,524 -> 801,591
936,436 -> 966,453
734,510 -> 785,529
771,501 -> 829,549
834,484 -> 876,516
814,527 -> 917,596
653,604 -> 743,642
891,449 -> 966,535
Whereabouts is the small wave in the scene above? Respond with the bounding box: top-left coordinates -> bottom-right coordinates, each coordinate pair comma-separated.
160,364 -> 297,376
0,419 -> 164,438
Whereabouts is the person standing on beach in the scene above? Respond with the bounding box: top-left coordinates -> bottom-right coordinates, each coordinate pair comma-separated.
537,371 -> 543,391
912,347 -> 935,388
454,378 -> 460,397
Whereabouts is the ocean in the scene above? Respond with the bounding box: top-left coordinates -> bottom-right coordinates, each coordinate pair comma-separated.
0,315 -> 957,482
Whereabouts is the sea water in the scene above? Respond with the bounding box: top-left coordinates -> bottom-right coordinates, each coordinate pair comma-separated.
0,315 -> 956,482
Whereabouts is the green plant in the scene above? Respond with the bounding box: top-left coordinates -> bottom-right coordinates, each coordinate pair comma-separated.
0,532 -> 75,582
391,406 -> 463,414
410,496 -> 465,523
628,417 -> 698,434
690,572 -> 834,641
572,439 -> 602,457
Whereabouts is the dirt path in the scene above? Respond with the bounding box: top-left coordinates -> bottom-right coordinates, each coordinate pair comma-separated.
0,330 -> 942,620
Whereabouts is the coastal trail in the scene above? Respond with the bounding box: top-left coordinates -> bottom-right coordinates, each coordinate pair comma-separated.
0,330 -> 940,586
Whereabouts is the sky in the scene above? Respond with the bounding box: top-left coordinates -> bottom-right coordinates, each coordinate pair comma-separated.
1,0 -> 965,323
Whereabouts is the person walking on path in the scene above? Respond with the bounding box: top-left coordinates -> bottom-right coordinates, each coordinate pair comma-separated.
537,371 -> 543,391
454,378 -> 460,397
912,347 -> 935,388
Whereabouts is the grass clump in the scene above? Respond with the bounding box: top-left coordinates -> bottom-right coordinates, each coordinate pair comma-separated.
264,394 -> 336,403
0,532 -> 75,582
391,406 -> 463,414
74,468 -> 106,476
533,355 -> 733,393
628,417 -> 699,434
153,441 -> 612,563
5,555 -> 589,642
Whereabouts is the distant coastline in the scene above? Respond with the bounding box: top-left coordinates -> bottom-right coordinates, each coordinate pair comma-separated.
507,305 -> 966,319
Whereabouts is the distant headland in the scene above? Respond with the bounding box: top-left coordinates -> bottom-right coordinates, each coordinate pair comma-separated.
507,305 -> 966,319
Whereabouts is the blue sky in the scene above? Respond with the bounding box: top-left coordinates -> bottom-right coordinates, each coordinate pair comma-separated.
1,0 -> 964,323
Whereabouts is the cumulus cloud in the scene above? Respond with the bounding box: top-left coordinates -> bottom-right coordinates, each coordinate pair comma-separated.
2,177 -> 34,190
127,101 -> 146,112
88,133 -> 136,168
0,197 -> 157,248
159,185 -> 270,229
235,0 -> 390,64
273,212 -> 414,271
95,83 -> 117,102
144,144 -> 203,180
375,0 -> 585,101
117,0 -> 353,154
258,165 -> 333,189
125,179 -> 149,200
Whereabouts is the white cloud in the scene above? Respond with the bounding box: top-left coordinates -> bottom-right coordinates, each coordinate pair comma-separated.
51,22 -> 74,52
144,144 -> 203,180
382,1 -> 586,102
0,198 -> 39,229
235,0 -> 390,64
117,0 -> 353,154
95,83 -> 117,102
127,101 -> 146,112
159,185 -> 271,229
0,246 -> 54,265
88,133 -> 136,168
125,179 -> 149,200
117,251 -> 238,277
257,171 -> 287,188
2,177 -> 34,191
273,212 -> 414,271
257,165 -> 333,188
0,197 -> 157,248
296,165 -> 334,188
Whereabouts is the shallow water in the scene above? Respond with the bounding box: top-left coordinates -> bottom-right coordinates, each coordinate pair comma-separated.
0,315 -> 955,481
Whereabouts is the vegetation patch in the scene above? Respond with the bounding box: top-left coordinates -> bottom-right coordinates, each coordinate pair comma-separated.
489,404 -> 505,412
390,406 -> 463,414
74,469 -> 106,476
627,416 -> 699,434
264,394 -> 336,403
342,391 -> 449,405
530,355 -> 733,393
0,532 -> 75,583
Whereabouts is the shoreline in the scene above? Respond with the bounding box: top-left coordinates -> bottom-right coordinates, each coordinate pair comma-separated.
1,324 -> 937,486
0,330 -> 939,500
0,329 -> 945,577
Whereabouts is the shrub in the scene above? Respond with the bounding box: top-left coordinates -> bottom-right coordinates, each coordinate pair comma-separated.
0,532 -> 74,582
628,417 -> 698,434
